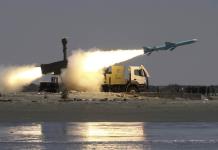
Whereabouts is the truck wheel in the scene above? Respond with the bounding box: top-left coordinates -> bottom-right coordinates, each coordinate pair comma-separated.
127,86 -> 138,94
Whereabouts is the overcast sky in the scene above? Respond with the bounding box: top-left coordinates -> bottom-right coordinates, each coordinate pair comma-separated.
0,0 -> 217,85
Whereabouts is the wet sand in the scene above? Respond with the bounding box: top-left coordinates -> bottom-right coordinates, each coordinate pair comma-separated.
0,92 -> 218,122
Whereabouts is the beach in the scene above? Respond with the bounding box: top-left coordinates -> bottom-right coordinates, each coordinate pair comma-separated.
0,92 -> 217,122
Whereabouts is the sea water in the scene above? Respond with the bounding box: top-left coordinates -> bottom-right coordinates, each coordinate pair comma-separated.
0,122 -> 217,150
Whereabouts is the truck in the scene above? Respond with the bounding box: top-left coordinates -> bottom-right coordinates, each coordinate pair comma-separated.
39,77 -> 60,93
101,65 -> 149,93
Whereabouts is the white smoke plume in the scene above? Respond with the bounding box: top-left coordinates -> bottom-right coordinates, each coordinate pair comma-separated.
0,65 -> 42,92
62,48 -> 144,91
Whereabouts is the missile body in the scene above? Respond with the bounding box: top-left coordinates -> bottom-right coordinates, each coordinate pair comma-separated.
143,39 -> 198,55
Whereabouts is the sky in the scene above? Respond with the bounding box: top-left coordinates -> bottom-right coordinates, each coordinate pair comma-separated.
0,0 -> 217,85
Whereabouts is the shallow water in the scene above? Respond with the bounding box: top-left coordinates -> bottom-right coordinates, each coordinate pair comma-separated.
0,122 -> 218,150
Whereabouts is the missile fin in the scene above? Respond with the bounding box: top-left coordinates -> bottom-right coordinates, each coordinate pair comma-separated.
169,47 -> 176,51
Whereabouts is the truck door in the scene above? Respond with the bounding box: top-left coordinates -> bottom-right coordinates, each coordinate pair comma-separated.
131,68 -> 146,85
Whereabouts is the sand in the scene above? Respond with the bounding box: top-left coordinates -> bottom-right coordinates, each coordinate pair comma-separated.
0,92 -> 218,122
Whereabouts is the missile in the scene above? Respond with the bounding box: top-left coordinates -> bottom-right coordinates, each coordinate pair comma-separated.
143,39 -> 198,55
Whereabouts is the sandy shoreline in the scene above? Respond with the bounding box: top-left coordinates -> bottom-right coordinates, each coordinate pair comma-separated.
0,92 -> 218,122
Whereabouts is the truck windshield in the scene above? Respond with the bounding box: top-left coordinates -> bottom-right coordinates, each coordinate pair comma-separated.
134,69 -> 145,77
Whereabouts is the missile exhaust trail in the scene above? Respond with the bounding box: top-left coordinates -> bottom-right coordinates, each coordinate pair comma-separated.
62,48 -> 144,91
0,65 -> 42,92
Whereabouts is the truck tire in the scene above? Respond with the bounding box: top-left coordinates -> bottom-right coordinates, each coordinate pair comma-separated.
127,86 -> 139,93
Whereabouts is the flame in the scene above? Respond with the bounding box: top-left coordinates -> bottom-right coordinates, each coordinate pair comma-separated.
0,65 -> 42,92
82,49 -> 144,72
62,48 -> 144,91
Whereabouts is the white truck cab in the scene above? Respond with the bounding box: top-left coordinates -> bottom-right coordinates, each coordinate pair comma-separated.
130,65 -> 149,85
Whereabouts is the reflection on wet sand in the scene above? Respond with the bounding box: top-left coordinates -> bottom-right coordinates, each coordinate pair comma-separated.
1,122 -> 218,150
0,123 -> 42,142
0,122 -> 148,150
80,122 -> 145,142
41,122 -> 146,142
0,122 -> 146,142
